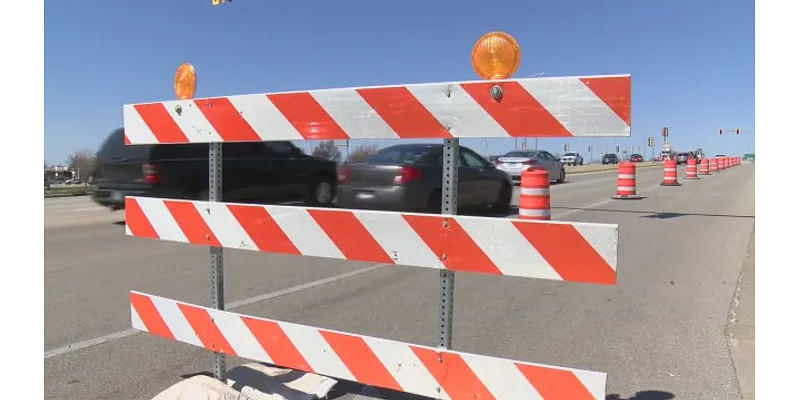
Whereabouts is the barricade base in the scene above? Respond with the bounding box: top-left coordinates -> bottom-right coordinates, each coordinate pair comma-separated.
611,194 -> 644,200
684,176 -> 700,180
660,182 -> 682,186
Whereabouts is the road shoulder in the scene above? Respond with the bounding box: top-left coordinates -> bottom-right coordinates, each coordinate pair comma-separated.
727,228 -> 755,400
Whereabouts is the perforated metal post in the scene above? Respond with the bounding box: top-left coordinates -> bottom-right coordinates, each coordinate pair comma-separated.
209,143 -> 226,380
438,138 -> 458,351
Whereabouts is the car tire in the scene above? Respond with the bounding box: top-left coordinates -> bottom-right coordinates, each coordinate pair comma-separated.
557,169 -> 565,184
309,180 -> 335,206
492,182 -> 512,214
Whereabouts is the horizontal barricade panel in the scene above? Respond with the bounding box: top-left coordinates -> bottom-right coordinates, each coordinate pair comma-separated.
131,291 -> 607,399
123,75 -> 630,144
125,197 -> 618,285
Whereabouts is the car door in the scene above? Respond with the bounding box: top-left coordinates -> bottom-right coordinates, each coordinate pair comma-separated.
536,151 -> 560,180
461,148 -> 501,205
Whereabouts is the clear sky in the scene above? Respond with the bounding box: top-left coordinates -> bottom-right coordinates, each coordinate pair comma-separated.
44,0 -> 754,164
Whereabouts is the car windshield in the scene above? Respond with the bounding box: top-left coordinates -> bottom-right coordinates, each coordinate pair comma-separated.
563,153 -> 576,157
366,146 -> 433,165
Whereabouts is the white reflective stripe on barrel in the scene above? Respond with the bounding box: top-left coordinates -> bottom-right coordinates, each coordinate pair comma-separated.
664,168 -> 676,172
617,174 -> 635,179
520,187 -> 550,196
616,186 -> 635,192
518,208 -> 551,217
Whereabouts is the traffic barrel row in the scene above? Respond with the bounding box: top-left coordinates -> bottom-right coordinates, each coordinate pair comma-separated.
522,155 -> 743,217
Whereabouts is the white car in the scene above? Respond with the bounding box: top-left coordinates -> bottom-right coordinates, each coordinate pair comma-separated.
495,151 -> 565,184
559,152 -> 584,166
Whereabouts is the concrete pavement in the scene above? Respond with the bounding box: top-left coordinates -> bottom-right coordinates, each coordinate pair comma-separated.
44,164 -> 754,399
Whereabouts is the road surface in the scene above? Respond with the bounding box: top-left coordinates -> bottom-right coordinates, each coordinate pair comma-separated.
44,163 -> 754,399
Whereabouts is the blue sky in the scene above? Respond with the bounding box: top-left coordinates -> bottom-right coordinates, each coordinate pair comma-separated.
44,0 -> 754,164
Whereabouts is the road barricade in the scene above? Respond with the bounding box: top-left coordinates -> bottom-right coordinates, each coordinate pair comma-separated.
122,72 -> 630,399
518,169 -> 550,220
660,160 -> 681,186
710,158 -> 719,173
612,162 -> 643,199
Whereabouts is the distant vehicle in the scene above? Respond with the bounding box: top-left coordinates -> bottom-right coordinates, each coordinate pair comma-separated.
602,153 -> 619,165
559,152 -> 584,166
675,152 -> 690,164
629,154 -> 644,163
495,150 -> 565,184
336,143 -> 512,213
92,128 -> 337,210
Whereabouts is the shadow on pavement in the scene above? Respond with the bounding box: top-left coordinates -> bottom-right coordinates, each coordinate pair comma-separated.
328,381 -> 432,400
551,207 -> 754,219
607,390 -> 675,400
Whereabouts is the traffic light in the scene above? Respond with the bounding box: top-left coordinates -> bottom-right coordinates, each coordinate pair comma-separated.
736,128 -> 740,135
564,144 -> 568,151
719,128 -> 723,135
616,145 -> 620,153
648,137 -> 654,147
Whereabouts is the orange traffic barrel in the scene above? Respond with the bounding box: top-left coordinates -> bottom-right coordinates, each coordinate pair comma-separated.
710,158 -> 719,173
660,159 -> 681,186
685,157 -> 699,179
519,168 -> 550,220
699,158 -> 710,175
612,162 -> 643,199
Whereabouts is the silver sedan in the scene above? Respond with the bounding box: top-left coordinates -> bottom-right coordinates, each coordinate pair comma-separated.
495,150 -> 565,184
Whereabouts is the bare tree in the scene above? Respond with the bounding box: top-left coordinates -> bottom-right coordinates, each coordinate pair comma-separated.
347,144 -> 379,163
66,149 -> 97,183
311,141 -> 342,163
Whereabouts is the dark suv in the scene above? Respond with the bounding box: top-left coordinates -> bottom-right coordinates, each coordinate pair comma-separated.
602,153 -> 619,164
92,128 -> 337,209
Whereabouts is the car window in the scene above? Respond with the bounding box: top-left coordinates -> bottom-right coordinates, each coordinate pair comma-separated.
97,128 -> 153,160
542,152 -> 558,161
460,148 -> 489,168
504,151 -> 535,158
367,146 -> 433,165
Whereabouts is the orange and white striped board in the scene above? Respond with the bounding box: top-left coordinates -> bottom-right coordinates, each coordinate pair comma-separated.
122,75 -> 631,144
125,197 -> 619,285
131,291 -> 607,399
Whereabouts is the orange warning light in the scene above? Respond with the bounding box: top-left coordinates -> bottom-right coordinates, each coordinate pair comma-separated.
174,63 -> 196,100
470,32 -> 521,80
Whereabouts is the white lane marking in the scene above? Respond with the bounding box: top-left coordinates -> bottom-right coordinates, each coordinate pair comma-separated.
551,181 -> 664,220
44,263 -> 386,359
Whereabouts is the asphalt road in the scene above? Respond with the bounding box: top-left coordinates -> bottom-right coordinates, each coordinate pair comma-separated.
44,163 -> 755,400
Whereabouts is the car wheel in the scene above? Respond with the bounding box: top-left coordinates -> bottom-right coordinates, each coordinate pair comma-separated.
492,182 -> 512,214
557,169 -> 565,184
309,180 -> 334,206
